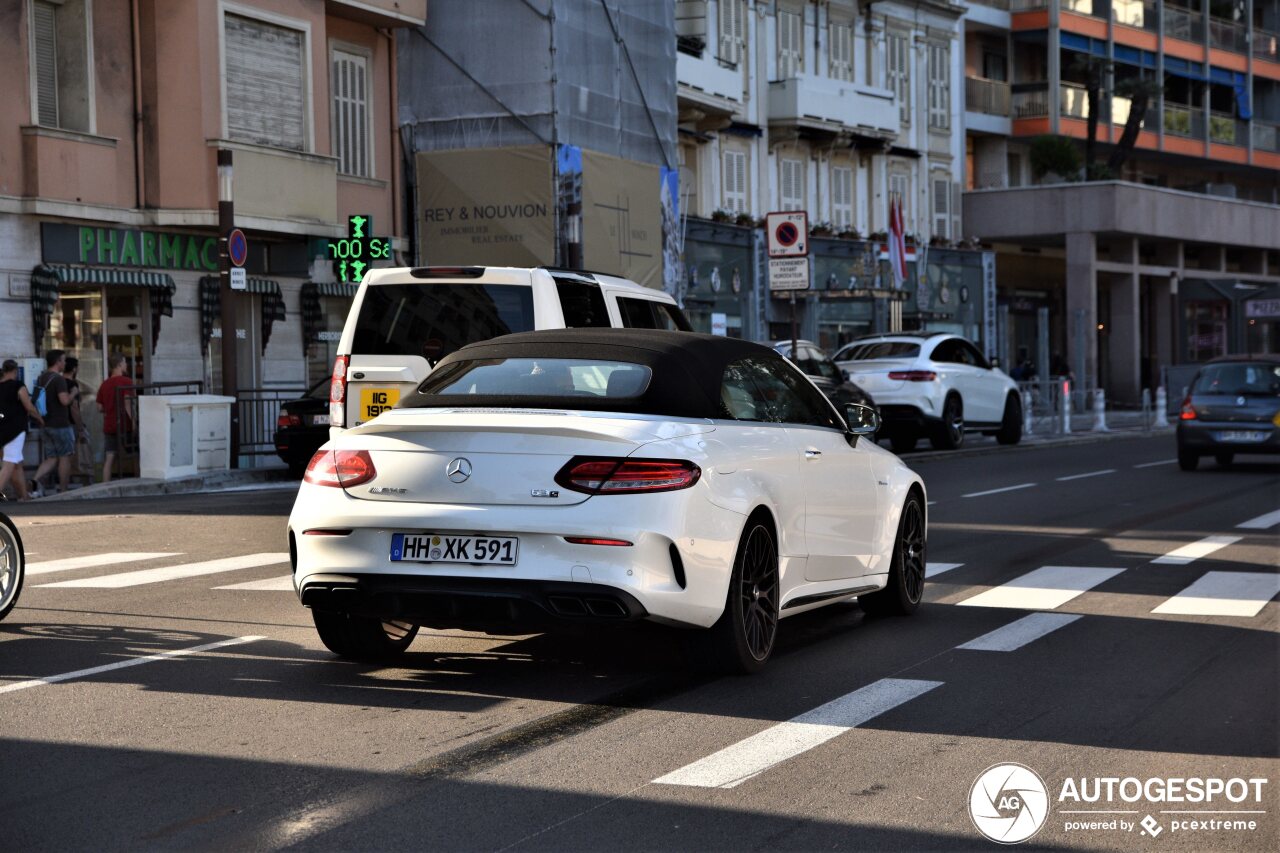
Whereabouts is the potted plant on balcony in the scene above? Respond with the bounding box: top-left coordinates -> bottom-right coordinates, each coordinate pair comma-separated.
836,227 -> 862,240
734,212 -> 755,227
710,209 -> 734,223
810,221 -> 834,237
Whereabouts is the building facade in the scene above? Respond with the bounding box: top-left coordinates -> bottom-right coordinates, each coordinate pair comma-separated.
1,0 -> 423,466
959,0 -> 1280,403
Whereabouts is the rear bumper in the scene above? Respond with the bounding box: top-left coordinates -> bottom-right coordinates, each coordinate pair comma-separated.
300,573 -> 647,632
878,404 -> 942,435
1177,422 -> 1280,454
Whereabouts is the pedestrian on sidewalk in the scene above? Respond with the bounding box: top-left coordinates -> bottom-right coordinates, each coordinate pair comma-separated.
32,350 -> 74,496
0,359 -> 44,500
96,352 -> 134,484
64,356 -> 92,482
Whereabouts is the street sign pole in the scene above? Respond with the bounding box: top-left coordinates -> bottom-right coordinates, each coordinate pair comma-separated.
217,148 -> 239,468
766,211 -> 810,356
790,291 -> 798,357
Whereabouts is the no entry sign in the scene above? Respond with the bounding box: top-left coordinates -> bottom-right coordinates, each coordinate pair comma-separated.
766,211 -> 808,257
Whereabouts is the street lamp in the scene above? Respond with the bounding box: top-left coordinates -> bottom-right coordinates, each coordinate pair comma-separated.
217,147 -> 240,467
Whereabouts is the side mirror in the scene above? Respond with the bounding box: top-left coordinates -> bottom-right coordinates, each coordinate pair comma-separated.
844,403 -> 880,436
989,357 -> 1000,369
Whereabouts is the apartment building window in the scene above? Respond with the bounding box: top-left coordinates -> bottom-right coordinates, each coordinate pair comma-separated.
780,157 -> 805,211
777,9 -> 804,79
331,47 -> 371,177
718,0 -> 745,66
887,33 -> 910,124
889,173 -> 910,222
832,166 -> 854,229
30,0 -> 94,132
928,43 -> 951,130
829,22 -> 853,81
932,177 -> 950,240
225,13 -> 308,151
722,148 -> 748,213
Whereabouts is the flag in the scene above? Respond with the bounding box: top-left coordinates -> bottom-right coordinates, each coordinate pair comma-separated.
888,195 -> 907,289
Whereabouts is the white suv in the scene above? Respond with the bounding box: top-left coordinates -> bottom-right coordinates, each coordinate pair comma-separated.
834,333 -> 1021,453
329,266 -> 690,434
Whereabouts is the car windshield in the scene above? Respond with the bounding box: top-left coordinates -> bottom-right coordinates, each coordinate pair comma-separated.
838,341 -> 920,361
1193,363 -> 1280,396
414,358 -> 653,399
351,283 -> 536,364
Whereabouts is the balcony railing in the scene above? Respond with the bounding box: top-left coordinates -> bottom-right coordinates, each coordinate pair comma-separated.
1009,0 -> 1047,11
1061,0 -> 1106,17
1208,16 -> 1247,53
1251,120 -> 1280,153
1012,85 -> 1050,118
970,0 -> 1010,8
1254,28 -> 1280,63
1208,111 -> 1245,145
1164,103 -> 1206,139
1163,4 -> 1204,42
966,76 -> 1011,116
1111,0 -> 1157,31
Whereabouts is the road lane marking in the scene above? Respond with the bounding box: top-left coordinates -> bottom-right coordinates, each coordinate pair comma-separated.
214,575 -> 295,591
0,635 -> 264,694
1133,459 -> 1176,468
1151,535 -> 1241,565
926,562 -> 963,577
962,483 -> 1036,499
1151,572 -> 1280,618
26,552 -> 182,576
957,566 -> 1125,610
653,678 -> 942,789
1238,509 -> 1280,530
1055,469 -> 1116,482
36,553 -> 290,589
957,613 -> 1083,651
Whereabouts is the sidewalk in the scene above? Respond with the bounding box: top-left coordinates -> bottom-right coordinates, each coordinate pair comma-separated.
25,464 -> 297,503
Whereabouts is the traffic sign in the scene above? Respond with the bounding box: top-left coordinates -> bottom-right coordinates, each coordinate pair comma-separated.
768,257 -> 810,291
766,211 -> 808,257
227,228 -> 248,267
229,267 -> 247,291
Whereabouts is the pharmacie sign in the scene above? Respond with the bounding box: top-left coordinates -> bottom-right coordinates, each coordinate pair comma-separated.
42,222 -> 218,271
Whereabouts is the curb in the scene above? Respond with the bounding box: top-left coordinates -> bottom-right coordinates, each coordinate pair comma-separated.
898,426 -> 1172,463
30,467 -> 293,503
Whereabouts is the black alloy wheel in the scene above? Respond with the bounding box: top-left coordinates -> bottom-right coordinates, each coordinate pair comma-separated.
996,393 -> 1023,445
931,396 -> 965,450
859,494 -> 926,617
691,519 -> 780,674
0,513 -> 24,621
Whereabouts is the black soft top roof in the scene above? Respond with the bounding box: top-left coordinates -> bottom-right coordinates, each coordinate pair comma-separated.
397,329 -> 786,419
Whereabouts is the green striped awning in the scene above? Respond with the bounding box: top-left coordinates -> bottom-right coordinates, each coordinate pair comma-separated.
310,281 -> 359,298
30,264 -> 178,354
199,275 -> 286,356
39,265 -> 176,289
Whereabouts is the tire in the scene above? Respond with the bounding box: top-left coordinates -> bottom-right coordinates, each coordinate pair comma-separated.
995,394 -> 1023,445
890,434 -> 918,454
312,610 -> 418,661
0,513 -> 25,622
691,518 -> 779,675
930,395 -> 965,450
859,494 -> 926,617
1215,452 -> 1235,467
1177,449 -> 1199,471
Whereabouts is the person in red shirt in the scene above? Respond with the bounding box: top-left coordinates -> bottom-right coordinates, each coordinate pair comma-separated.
95,353 -> 134,483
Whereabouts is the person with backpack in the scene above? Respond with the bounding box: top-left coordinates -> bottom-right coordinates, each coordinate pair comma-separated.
31,350 -> 74,497
0,359 -> 44,500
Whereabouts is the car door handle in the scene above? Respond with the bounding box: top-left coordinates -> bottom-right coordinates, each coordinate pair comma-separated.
804,449 -> 822,458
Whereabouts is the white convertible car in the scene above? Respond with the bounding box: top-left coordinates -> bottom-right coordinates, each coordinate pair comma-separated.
288,330 -> 927,673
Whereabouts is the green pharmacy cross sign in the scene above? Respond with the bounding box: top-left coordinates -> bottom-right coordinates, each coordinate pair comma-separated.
327,214 -> 391,284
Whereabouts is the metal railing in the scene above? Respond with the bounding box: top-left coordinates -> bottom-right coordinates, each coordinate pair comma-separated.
965,76 -> 1011,116
1009,0 -> 1048,10
236,387 -> 308,457
1208,16 -> 1247,53
1254,28 -> 1280,63
1208,111 -> 1244,145
1012,87 -> 1050,118
1162,4 -> 1204,42
1163,103 -> 1205,139
1252,120 -> 1280,153
1016,377 -> 1098,436
970,0 -> 1010,8
1111,0 -> 1157,30
109,381 -> 205,482
1061,0 -> 1105,17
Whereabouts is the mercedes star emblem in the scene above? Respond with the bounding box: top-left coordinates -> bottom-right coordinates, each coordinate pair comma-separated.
446,457 -> 473,483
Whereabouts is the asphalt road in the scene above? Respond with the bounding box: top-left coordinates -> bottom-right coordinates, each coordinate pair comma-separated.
2,434 -> 1277,852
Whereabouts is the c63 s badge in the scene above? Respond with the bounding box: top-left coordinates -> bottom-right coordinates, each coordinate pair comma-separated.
369,487 -> 407,495
531,489 -> 559,498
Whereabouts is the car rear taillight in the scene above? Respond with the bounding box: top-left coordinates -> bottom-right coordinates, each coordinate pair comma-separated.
277,412 -> 302,429
1180,396 -> 1197,420
303,449 -> 375,488
554,457 -> 701,495
888,370 -> 938,381
329,355 -> 348,427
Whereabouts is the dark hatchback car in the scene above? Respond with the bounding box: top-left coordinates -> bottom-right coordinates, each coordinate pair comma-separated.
274,379 -> 330,476
1177,355 -> 1280,470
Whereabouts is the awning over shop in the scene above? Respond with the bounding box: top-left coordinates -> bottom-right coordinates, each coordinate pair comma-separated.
30,264 -> 177,354
199,275 -> 286,356
299,281 -> 358,353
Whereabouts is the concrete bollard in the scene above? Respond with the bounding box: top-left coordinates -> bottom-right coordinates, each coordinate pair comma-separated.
1061,381 -> 1071,434
1141,388 -> 1152,430
1154,387 -> 1170,429
1022,389 -> 1033,436
1092,388 -> 1108,432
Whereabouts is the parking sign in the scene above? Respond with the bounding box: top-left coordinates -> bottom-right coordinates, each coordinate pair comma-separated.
766,211 -> 808,257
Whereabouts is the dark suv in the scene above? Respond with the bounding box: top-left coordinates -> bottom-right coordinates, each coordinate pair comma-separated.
1176,355 -> 1280,470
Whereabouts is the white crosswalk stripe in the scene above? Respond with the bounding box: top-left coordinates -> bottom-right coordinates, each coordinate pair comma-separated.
1237,509 -> 1280,530
26,552 -> 182,576
214,575 -> 295,591
927,562 -> 963,578
654,678 -> 942,789
1152,535 -> 1241,565
1152,571 -> 1280,618
957,613 -> 1083,652
35,553 -> 290,589
957,566 -> 1125,611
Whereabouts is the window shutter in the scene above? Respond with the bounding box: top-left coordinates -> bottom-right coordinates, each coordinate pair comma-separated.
928,44 -> 951,130
332,49 -> 370,177
888,34 -> 909,124
830,24 -> 851,81
780,158 -> 803,211
719,0 -> 742,65
723,149 -> 747,213
33,1 -> 59,127
225,14 -> 307,151
778,10 -> 802,79
933,178 -> 950,239
832,166 -> 853,229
